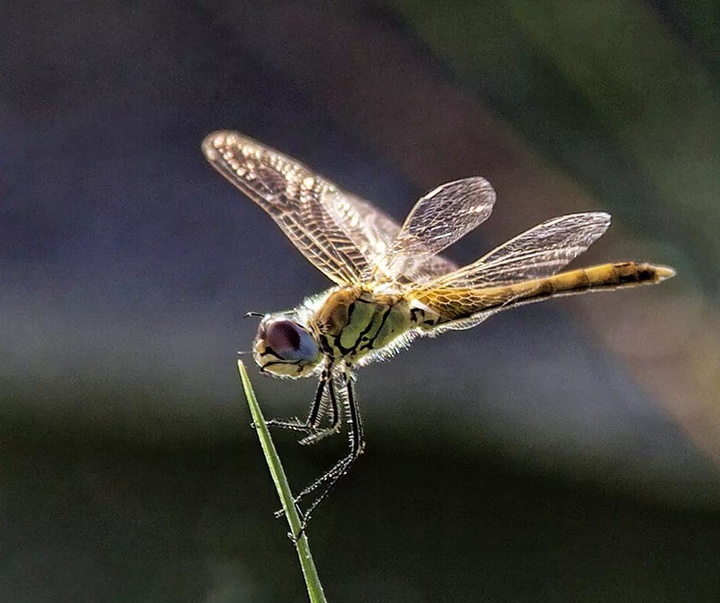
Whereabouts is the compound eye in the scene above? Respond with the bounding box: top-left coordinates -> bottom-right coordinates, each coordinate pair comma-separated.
264,319 -> 319,362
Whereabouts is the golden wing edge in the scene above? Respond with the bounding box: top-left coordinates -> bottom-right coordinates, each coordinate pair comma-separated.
201,131 -> 273,205
202,131 -> 288,200
202,131 -> 372,285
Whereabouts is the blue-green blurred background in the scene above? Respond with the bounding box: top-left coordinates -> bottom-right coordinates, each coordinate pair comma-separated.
2,1 -> 719,600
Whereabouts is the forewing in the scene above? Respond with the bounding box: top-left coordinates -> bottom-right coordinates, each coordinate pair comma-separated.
395,254 -> 458,284
322,189 -> 400,273
382,177 -> 496,280
203,131 -> 375,285
426,212 -> 611,289
320,188 -> 459,283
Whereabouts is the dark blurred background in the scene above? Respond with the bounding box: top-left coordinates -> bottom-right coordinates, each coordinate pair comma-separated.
2,0 -> 720,601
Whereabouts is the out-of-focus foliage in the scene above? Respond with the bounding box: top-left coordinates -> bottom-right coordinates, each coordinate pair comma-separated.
392,0 -> 719,293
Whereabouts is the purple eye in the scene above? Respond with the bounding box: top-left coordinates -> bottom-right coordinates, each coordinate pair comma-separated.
261,319 -> 319,362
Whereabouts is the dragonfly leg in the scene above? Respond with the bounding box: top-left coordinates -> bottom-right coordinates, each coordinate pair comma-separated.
298,369 -> 341,445
264,364 -> 332,435
287,371 -> 365,534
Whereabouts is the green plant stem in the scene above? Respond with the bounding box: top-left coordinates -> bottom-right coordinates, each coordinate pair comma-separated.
238,360 -> 328,603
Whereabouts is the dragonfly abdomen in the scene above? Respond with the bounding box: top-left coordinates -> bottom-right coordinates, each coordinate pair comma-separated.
414,261 -> 675,323
526,261 -> 674,298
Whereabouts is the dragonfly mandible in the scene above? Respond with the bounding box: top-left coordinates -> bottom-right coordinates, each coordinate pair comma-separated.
202,131 -> 675,529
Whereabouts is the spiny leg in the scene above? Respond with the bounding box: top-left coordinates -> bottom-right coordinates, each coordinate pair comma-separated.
292,371 -> 365,534
299,372 -> 341,445
304,362 -> 337,430
265,363 -> 339,438
271,369 -> 346,521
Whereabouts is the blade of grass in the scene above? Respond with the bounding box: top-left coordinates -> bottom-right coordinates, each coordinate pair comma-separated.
238,360 -> 328,603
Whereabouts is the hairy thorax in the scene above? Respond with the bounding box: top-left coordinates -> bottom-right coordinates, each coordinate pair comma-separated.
311,288 -> 419,365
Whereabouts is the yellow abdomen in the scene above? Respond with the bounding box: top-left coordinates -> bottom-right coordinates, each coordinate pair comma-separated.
413,261 -> 675,323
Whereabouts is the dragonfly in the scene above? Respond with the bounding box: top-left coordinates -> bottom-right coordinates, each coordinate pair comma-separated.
202,131 -> 675,530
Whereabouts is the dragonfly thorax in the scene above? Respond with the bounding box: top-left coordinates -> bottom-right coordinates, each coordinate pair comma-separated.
312,288 -> 416,365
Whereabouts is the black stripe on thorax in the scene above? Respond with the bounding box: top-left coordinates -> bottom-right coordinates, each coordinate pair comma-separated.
357,304 -> 393,353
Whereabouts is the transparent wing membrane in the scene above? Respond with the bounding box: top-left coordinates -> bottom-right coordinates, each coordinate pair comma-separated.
323,190 -> 400,274
426,212 -> 611,289
204,132 -> 374,285
381,177 -> 495,281
203,132 -> 461,286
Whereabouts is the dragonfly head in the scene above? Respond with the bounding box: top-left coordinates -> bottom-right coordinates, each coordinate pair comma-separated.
253,315 -> 322,378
